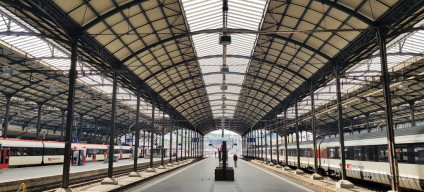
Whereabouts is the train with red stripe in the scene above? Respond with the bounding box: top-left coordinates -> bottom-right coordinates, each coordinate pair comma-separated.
0,138 -> 132,168
247,125 -> 424,191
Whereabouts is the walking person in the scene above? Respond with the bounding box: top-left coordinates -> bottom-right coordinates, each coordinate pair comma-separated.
233,154 -> 238,167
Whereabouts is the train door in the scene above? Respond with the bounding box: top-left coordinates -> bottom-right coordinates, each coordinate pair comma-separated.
0,148 -> 10,169
92,149 -> 97,162
78,150 -> 85,165
120,149 -> 123,160
72,150 -> 86,166
72,150 -> 79,165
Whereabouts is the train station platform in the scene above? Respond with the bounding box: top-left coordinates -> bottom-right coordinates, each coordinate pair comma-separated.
0,158 -> 160,182
0,158 -> 162,191
124,157 -> 315,192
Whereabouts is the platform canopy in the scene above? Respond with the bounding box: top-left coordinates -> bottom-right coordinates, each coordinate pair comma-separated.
1,0 -> 424,136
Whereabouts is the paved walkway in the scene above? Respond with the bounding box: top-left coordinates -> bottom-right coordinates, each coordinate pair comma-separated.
127,157 -> 316,192
0,158 -> 160,182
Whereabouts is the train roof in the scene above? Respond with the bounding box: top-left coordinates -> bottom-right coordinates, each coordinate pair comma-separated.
285,125 -> 424,148
322,125 -> 424,144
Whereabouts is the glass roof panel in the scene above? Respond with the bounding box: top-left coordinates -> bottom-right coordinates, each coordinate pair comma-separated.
0,6 -> 159,116
285,20 -> 424,121
182,0 -> 267,118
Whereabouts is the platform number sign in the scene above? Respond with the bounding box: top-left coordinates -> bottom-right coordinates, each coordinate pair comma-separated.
246,138 -> 256,142
191,138 -> 200,142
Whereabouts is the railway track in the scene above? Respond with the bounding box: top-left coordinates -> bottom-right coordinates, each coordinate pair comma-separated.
23,160 -> 166,192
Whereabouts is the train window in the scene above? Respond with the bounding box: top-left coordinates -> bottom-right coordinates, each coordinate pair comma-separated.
44,148 -> 54,155
414,145 -> 424,164
328,148 -> 334,159
57,148 -> 65,155
345,147 -> 354,160
395,145 -> 408,163
365,147 -> 374,161
307,149 -> 312,157
122,150 -> 130,154
320,148 -> 327,159
288,149 -> 297,156
86,149 -> 93,157
353,147 -> 363,161
328,147 -> 339,159
10,147 -> 43,156
378,146 -> 388,162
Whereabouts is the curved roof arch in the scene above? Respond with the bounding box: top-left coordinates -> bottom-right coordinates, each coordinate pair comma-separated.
2,0 -> 423,136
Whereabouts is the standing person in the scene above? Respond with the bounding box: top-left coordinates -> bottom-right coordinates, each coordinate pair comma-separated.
215,151 -> 217,158
233,154 -> 238,167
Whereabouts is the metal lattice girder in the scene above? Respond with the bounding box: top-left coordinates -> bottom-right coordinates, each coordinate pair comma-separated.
247,0 -> 424,133
0,0 -> 201,132
2,0 -> 424,137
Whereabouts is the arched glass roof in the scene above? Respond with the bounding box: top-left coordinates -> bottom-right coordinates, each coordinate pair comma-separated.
1,0 -> 424,136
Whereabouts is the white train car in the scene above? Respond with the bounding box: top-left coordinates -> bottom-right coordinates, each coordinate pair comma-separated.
0,138 -> 133,168
0,138 -> 43,167
257,126 -> 424,191
116,145 -> 131,159
81,143 -> 108,162
43,141 -> 65,165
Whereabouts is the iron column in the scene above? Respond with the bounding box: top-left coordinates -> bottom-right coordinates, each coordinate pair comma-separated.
246,132 -> 249,158
377,27 -> 399,191
60,109 -> 65,141
180,127 -> 184,160
311,82 -> 319,175
169,119 -> 173,163
276,130 -> 279,164
35,103 -> 42,139
61,38 -> 78,188
93,119 -> 97,143
149,101 -> 155,168
133,91 -> 140,172
365,113 -> 370,133
335,65 -> 347,180
265,128 -> 267,161
255,129 -> 258,159
142,130 -> 146,157
161,111 -> 165,165
184,129 -> 187,159
261,129 -> 264,160
270,129 -> 273,162
295,98 -> 300,169
284,109 -> 288,166
196,132 -> 199,157
2,95 -> 11,138
409,101 -> 415,127
107,71 -> 118,178
176,125 -> 179,162
79,114 -> 83,139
